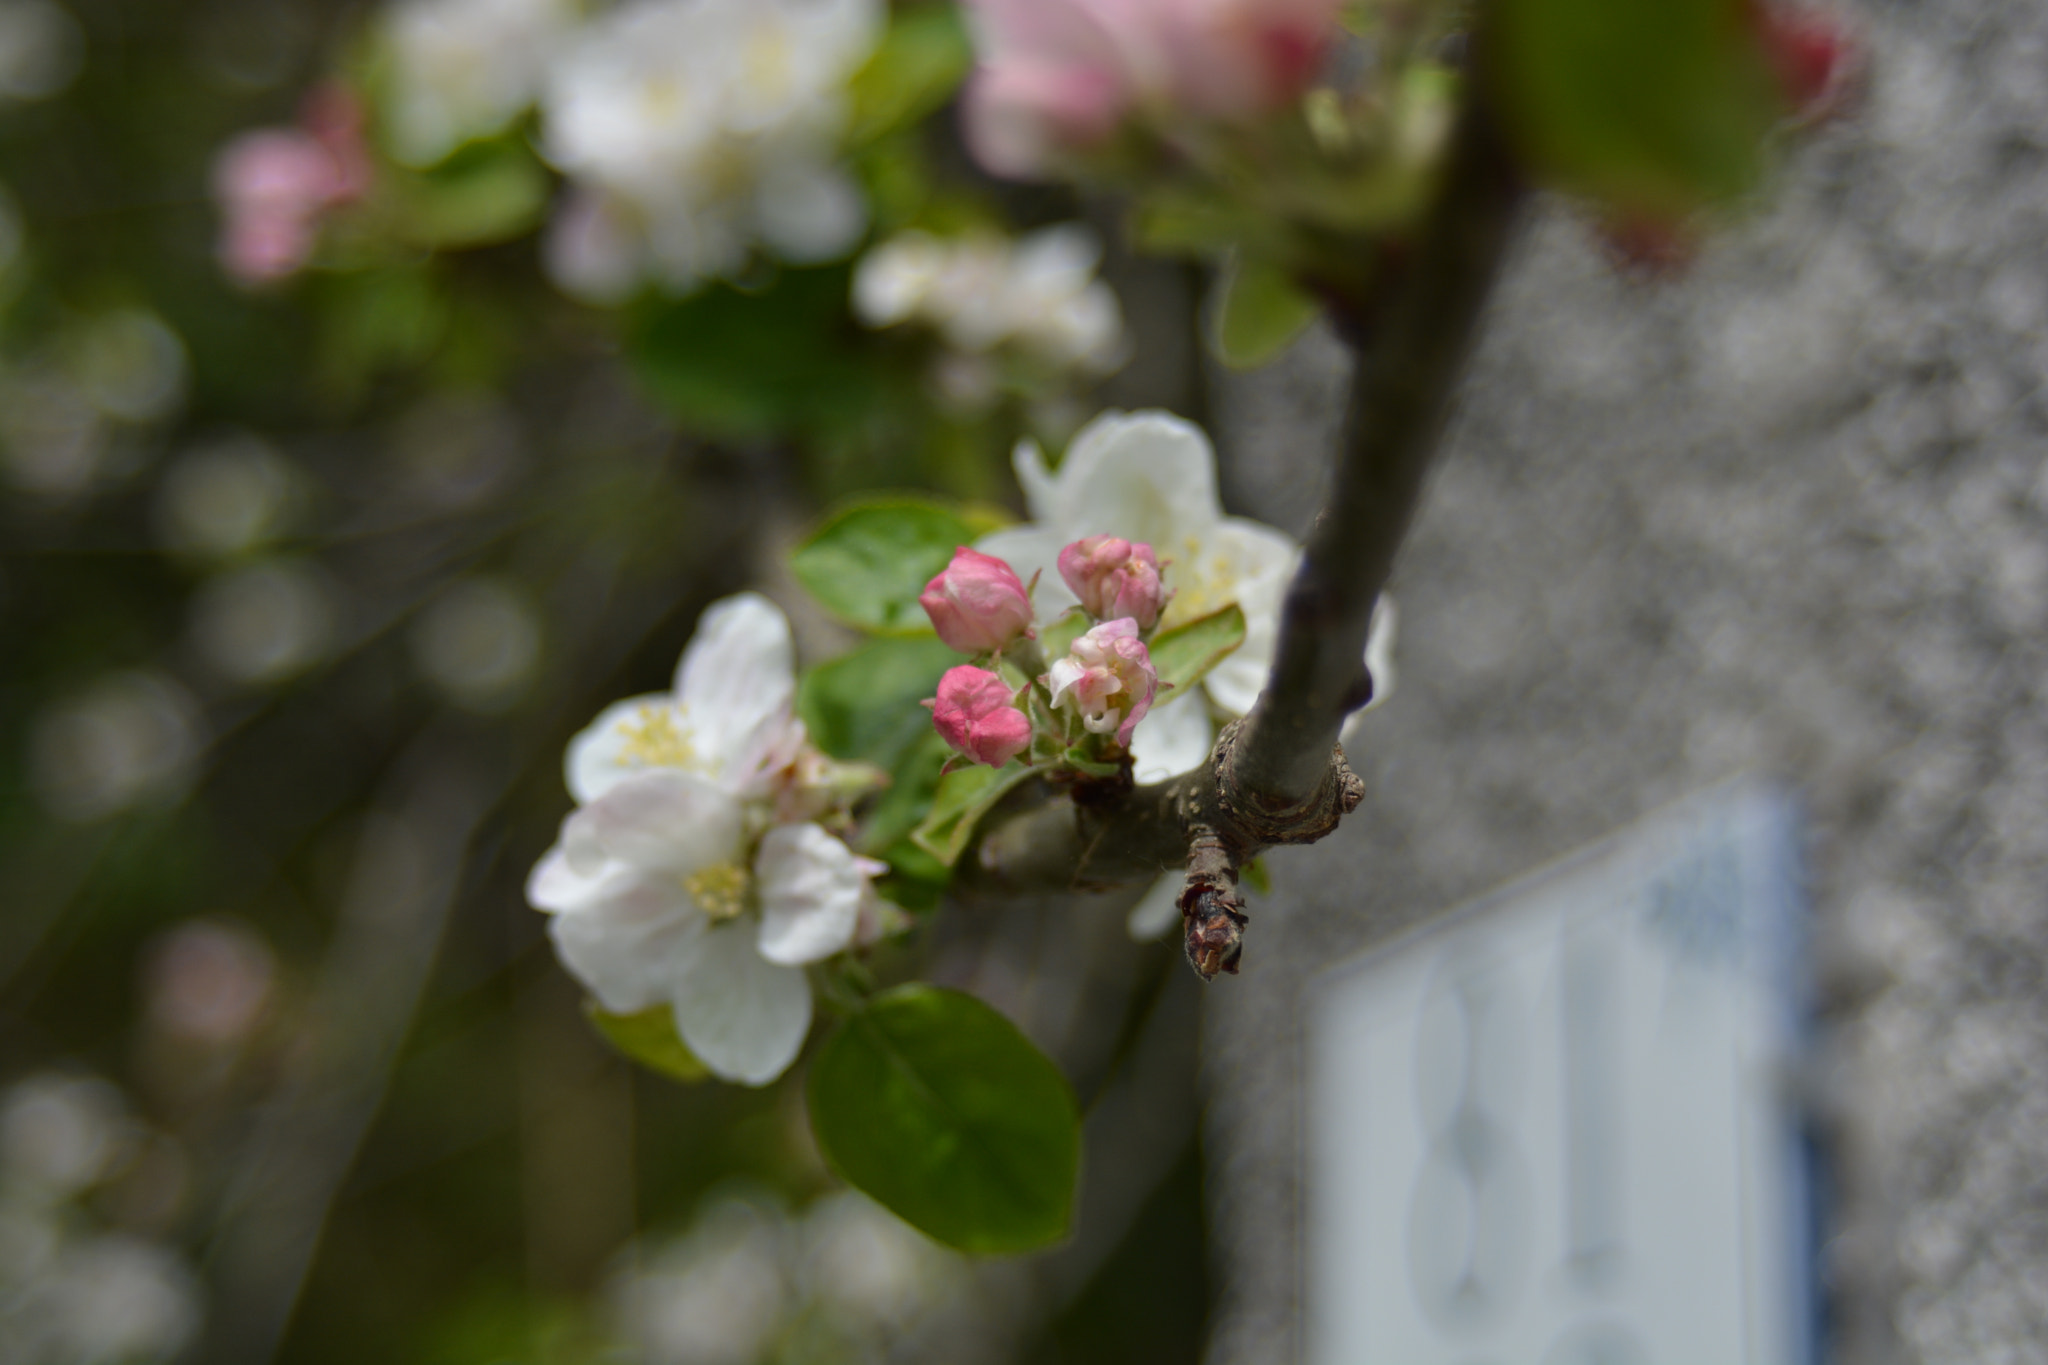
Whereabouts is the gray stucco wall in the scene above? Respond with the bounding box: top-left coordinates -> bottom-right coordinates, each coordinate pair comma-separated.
1200,3 -> 2048,1359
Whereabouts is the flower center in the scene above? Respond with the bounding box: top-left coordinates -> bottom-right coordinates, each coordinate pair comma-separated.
1160,534 -> 1237,627
685,862 -> 751,921
616,704 -> 699,771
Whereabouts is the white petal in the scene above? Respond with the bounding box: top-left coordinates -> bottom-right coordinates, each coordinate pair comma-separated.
1129,692 -> 1215,782
575,770 -> 744,877
975,525 -> 1073,620
672,924 -> 814,1086
1041,411 -> 1223,549
1011,437 -> 1062,524
674,593 -> 798,784
566,693 -> 676,804
544,864 -> 706,1014
1197,519 -> 1301,717
1126,873 -> 1183,942
1341,595 -> 1400,749
754,823 -> 863,966
755,161 -> 867,264
527,841 -> 603,912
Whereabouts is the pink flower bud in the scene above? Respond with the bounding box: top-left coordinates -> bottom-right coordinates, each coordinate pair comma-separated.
1057,535 -> 1168,629
210,84 -> 373,288
1751,4 -> 1854,120
961,0 -> 1345,179
924,665 -> 1035,767
919,547 -> 1035,654
1044,617 -> 1159,747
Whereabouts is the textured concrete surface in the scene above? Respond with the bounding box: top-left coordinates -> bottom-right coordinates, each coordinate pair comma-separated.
1200,3 -> 2048,1360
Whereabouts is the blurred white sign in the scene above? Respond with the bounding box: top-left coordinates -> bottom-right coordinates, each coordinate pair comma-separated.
1307,782 -> 1813,1365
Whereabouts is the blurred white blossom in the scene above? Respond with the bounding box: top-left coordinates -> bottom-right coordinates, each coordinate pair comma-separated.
189,559 -> 338,685
540,0 -> 882,300
0,1076 -> 125,1205
142,920 -> 276,1048
391,391 -> 524,509
0,0 -> 82,102
0,1075 -> 202,1365
610,1191 -> 975,1365
611,1198 -> 791,1365
0,367 -> 105,496
410,577 -> 541,709
29,671 -> 203,822
153,434 -> 300,559
67,309 -> 187,424
854,225 -> 1127,381
382,0 -> 574,166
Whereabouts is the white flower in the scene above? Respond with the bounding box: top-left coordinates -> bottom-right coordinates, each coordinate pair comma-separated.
540,0 -> 881,300
529,768 -> 884,1085
565,592 -> 803,803
852,224 -> 1126,375
980,410 -> 1394,781
382,0 -> 574,167
532,592 -> 891,1085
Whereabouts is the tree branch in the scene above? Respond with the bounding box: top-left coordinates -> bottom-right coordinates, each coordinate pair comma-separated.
966,89 -> 1527,977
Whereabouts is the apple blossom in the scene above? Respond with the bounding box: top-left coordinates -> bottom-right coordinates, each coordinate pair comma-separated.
960,0 -> 1347,179
1045,618 -> 1159,747
381,0 -> 573,167
540,0 -> 880,300
564,591 -> 805,804
924,665 -> 1033,768
1058,535 -> 1168,629
211,85 -> 371,286
919,547 -> 1036,654
852,225 -> 1127,379
976,410 -> 1396,784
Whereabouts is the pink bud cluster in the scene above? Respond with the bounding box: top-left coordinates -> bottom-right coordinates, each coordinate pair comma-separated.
918,537 -> 1169,769
212,84 -> 373,288
961,0 -> 1347,180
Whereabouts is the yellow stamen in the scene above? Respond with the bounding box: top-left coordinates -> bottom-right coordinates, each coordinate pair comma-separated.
616,705 -> 698,771
685,862 -> 751,921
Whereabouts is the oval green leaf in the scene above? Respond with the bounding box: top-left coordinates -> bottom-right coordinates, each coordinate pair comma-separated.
808,985 -> 1079,1254
585,1002 -> 709,1084
792,499 -> 1002,634
1212,256 -> 1322,370
1148,603 -> 1246,695
910,760 -> 1035,867
798,635 -> 960,767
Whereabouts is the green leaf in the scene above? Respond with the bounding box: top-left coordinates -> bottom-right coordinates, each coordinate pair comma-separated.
1211,256 -> 1323,369
792,499 -> 999,634
861,731 -> 952,861
627,265 -> 890,440
799,636 -> 960,767
1147,603 -> 1246,695
585,1002 -> 709,1084
911,760 -> 1035,866
847,4 -> 972,145
808,985 -> 1079,1253
400,139 -> 550,248
1490,0 -> 1784,217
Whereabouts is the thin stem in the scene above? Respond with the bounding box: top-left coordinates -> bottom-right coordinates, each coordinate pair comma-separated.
1231,99 -> 1526,809
969,91 -> 1527,918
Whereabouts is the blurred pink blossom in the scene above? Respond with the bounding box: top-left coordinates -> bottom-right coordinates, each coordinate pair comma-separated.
1044,616 -> 1159,746
211,84 -> 372,287
1058,535 -> 1168,629
925,665 -> 1034,767
919,546 -> 1036,654
961,0 -> 1345,178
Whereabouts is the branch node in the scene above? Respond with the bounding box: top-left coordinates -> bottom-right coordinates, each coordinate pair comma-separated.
1215,720 -> 1363,848
1180,826 -> 1245,981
